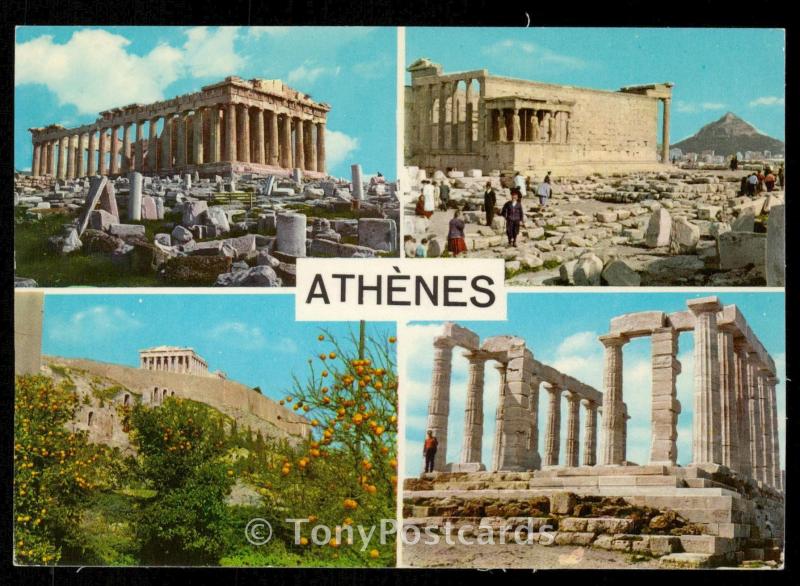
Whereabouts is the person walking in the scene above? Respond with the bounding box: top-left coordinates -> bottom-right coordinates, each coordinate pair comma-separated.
500,189 -> 524,247
778,165 -> 785,189
537,175 -> 553,207
483,181 -> 497,226
421,180 -> 435,218
747,172 -> 758,197
423,430 -> 438,474
439,180 -> 451,211
447,210 -> 467,256
765,170 -> 776,192
513,171 -> 527,197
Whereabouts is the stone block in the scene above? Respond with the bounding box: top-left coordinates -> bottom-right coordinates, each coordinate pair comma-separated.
549,492 -> 577,515
717,232 -> 766,270
89,209 -> 118,232
109,224 -> 146,238
215,265 -> 282,287
171,225 -> 194,245
766,205 -> 784,286
644,209 -> 671,247
732,207 -> 755,232
182,201 -> 208,226
669,217 -> 700,254
358,218 -> 397,252
601,259 -> 641,286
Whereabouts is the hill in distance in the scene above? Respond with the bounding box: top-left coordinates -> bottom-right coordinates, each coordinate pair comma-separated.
672,112 -> 785,157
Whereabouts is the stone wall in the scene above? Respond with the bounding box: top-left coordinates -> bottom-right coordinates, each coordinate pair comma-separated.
14,291 -> 44,376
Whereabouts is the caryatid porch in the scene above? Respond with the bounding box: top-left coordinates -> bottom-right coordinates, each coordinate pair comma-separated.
425,323 -> 607,473
28,76 -> 329,180
600,296 -> 781,491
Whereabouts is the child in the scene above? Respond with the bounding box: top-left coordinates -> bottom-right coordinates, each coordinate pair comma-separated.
416,238 -> 428,258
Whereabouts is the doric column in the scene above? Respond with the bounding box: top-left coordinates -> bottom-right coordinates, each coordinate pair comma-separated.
650,327 -> 681,465
121,123 -> 131,173
426,337 -> 455,472
464,79 -> 473,152
56,136 -> 68,179
41,141 -> 50,176
98,130 -> 108,176
193,108 -> 204,166
316,122 -> 326,174
176,112 -> 187,168
746,352 -> 763,481
281,114 -> 293,169
687,297 -> 723,466
767,375 -> 781,490
542,382 -> 561,467
600,333 -> 627,465
582,399 -> 598,466
226,103 -> 237,162
491,363 -> 507,471
254,108 -> 265,165
512,109 -> 521,142
208,107 -> 220,164
564,391 -> 581,468
718,325 -> 738,470
476,81 -> 486,148
450,82 -> 459,150
87,131 -> 97,176
294,117 -> 305,170
438,82 -> 448,150
161,116 -> 174,170
460,352 -> 486,466
757,369 -> 771,484
528,376 -> 541,469
78,133 -> 88,177
148,118 -> 158,172
110,125 -> 120,175
66,135 -> 76,179
134,119 -> 144,171
733,339 -> 752,477
268,110 -> 280,166
32,142 -> 41,177
237,104 -> 250,163
305,120 -> 316,171
662,98 -> 671,164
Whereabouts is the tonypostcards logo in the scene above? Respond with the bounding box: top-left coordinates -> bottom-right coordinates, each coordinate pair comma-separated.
245,518 -> 555,550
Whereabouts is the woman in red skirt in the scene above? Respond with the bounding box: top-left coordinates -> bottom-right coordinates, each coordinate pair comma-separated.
448,210 -> 467,256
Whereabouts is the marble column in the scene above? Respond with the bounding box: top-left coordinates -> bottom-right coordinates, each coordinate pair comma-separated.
77,133 -> 87,177
56,136 -> 68,179
718,326 -> 738,470
460,352 -> 486,466
650,327 -> 681,465
733,339 -> 752,477
110,125 -> 120,175
176,113 -> 187,168
600,333 -> 627,465
746,352 -> 764,482
87,130 -> 97,176
426,337 -> 455,471
767,375 -> 781,490
450,82 -> 459,150
542,382 -> 561,467
238,105 -> 250,163
281,114 -> 293,169
226,103 -> 237,162
148,118 -> 158,172
582,399 -> 598,466
464,80 -> 473,152
161,116 -> 174,170
121,123 -> 131,173
208,107 -> 220,164
687,297 -> 723,466
438,82 -> 447,150
491,364 -> 507,471
254,108 -> 265,165
528,376 -> 541,469
32,142 -> 41,177
268,110 -> 279,166
564,391 -> 581,467
135,120 -> 144,171
193,108 -> 204,166
65,135 -> 76,179
305,120 -> 316,172
294,117 -> 305,170
757,369 -> 771,485
662,98 -> 671,164
98,130 -> 108,176
316,122 -> 326,174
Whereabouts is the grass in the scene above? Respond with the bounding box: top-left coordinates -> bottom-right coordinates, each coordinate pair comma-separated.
505,258 -> 561,280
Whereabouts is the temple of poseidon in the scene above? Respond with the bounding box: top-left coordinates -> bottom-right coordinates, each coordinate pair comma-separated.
405,59 -> 673,175
28,76 -> 329,180
404,296 -> 783,567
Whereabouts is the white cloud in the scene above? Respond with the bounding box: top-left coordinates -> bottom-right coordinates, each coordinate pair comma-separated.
750,96 -> 784,107
555,330 -> 597,356
49,306 -> 142,343
324,128 -> 359,171
16,29 -> 184,115
675,100 -> 727,114
247,26 -> 293,39
182,26 -> 244,78
352,56 -> 392,79
205,321 -> 297,353
287,61 -> 341,86
483,39 -> 585,69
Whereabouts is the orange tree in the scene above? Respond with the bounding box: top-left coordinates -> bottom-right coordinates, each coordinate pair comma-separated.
13,375 -> 121,565
127,397 -> 236,565
244,323 -> 398,566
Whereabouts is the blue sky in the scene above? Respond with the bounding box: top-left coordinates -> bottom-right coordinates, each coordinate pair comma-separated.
41,293 -> 395,405
402,292 -> 786,477
406,27 -> 785,144
15,26 -> 397,178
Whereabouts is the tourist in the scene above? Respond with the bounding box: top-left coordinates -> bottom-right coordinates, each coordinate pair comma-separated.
747,172 -> 758,197
423,430 -> 438,474
433,181 -> 441,210
739,175 -> 749,196
778,165 -> 785,189
765,170 -> 776,192
730,155 -> 738,171
416,238 -> 428,258
513,171 -> 527,197
447,210 -> 467,256
439,179 -> 451,211
483,181 -> 497,226
756,169 -> 765,193
500,189 -> 524,247
422,179 -> 435,218
415,192 -> 427,216
404,235 -> 417,257
537,175 -> 553,207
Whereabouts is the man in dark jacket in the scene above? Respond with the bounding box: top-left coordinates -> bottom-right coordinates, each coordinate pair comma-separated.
439,180 -> 451,211
423,430 -> 438,474
483,181 -> 497,226
500,189 -> 525,247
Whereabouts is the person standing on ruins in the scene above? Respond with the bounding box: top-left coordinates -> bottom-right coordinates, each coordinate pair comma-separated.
513,171 -> 527,197
483,182 -> 497,226
439,180 -> 451,211
500,189 -> 525,247
765,170 -> 776,192
423,430 -> 439,474
447,210 -> 467,256
421,180 -> 435,218
747,172 -> 758,197
537,175 -> 553,207
778,165 -> 785,189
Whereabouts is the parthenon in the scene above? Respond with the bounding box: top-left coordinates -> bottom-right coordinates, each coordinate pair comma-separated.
425,296 -> 782,491
139,346 -> 209,377
28,76 -> 329,180
405,59 -> 673,175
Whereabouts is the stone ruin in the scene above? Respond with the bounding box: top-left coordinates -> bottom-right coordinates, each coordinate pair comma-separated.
402,166 -> 784,287
14,162 -> 399,287
404,297 -> 783,567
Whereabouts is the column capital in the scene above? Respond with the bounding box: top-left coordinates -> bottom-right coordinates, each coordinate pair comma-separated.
433,336 -> 457,350
599,333 -> 629,348
563,390 -> 581,403
542,381 -> 561,395
581,398 -> 597,410
462,350 -> 489,364
687,296 -> 722,315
